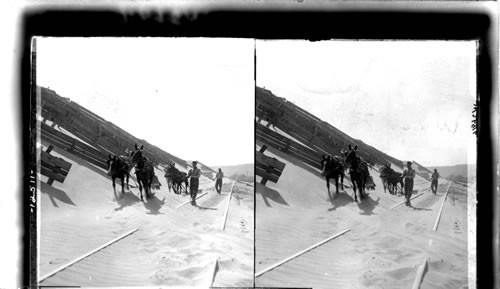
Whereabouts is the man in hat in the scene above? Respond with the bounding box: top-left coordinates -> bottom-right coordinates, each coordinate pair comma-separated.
402,161 -> 416,206
431,168 -> 439,195
215,168 -> 224,194
187,161 -> 202,205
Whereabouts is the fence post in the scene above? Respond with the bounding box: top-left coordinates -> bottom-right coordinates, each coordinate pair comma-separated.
284,138 -> 291,153
259,145 -> 268,185
69,139 -> 77,152
45,145 -> 55,185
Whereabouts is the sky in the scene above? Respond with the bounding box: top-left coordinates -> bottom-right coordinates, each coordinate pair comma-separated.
256,40 -> 477,167
37,37 -> 255,166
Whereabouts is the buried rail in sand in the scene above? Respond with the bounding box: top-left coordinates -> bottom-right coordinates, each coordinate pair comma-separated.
255,228 -> 351,278
220,181 -> 236,231
433,181 -> 452,231
175,192 -> 208,209
38,228 -> 139,283
206,257 -> 219,288
390,192 -> 424,209
411,258 -> 429,289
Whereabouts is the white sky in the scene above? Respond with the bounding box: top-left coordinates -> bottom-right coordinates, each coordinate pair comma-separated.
37,37 -> 255,166
257,40 -> 477,167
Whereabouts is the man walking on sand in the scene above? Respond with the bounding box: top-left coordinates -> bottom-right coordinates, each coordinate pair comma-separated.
187,161 -> 202,205
431,168 -> 439,195
215,168 -> 224,194
402,161 -> 416,206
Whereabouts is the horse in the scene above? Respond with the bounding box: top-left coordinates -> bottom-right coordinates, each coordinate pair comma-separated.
164,166 -> 174,192
380,168 -> 390,194
380,164 -> 404,195
130,144 -> 155,201
106,154 -> 131,196
343,145 -> 370,202
165,163 -> 189,194
320,154 -> 345,200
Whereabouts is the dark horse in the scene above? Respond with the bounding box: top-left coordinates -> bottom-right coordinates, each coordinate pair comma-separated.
320,154 -> 345,200
106,154 -> 131,196
380,164 -> 404,195
130,144 -> 155,201
164,163 -> 189,194
343,145 -> 370,202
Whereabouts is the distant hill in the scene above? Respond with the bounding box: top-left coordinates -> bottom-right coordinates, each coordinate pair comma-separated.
430,164 -> 476,182
211,163 -> 254,182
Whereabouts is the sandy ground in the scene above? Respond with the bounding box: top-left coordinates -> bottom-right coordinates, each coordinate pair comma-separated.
38,140 -> 253,287
255,142 -> 472,289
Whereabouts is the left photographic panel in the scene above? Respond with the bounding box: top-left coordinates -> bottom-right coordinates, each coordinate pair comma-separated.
33,37 -> 255,287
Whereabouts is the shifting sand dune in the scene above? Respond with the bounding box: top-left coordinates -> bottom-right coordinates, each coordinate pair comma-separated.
38,141 -> 253,287
255,142 -> 471,289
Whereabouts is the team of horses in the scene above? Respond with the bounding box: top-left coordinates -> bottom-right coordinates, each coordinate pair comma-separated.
320,144 -> 371,202
107,143 -> 400,204
106,144 -> 156,201
106,144 -> 192,202
379,164 -> 404,195
320,144 -> 404,203
164,163 -> 189,195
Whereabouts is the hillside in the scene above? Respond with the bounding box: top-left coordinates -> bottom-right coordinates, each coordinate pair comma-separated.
256,86 -> 404,169
212,163 -> 254,182
431,164 -> 476,183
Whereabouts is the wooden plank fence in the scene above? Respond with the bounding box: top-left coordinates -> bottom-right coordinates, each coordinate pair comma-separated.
40,145 -> 72,185
255,145 -> 286,185
39,86 -> 187,169
40,123 -> 108,170
256,123 -> 323,170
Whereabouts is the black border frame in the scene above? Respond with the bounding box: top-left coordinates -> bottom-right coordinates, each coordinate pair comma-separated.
21,5 -> 497,289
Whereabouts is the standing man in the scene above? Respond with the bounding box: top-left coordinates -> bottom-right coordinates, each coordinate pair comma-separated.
215,168 -> 224,194
187,161 -> 202,205
431,168 -> 439,195
402,161 -> 416,206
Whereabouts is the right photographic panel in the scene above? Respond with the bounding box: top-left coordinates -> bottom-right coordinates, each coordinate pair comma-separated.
254,40 -> 477,289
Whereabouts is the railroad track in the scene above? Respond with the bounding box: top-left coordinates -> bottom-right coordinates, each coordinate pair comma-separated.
256,179 -> 464,288
173,180 -> 239,287
433,181 -> 453,231
255,228 -> 350,278
39,228 -> 140,284
41,181 -> 242,287
411,179 -> 466,289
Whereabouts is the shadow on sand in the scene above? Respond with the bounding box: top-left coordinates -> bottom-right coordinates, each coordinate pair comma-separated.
256,182 -> 289,208
356,195 -> 380,216
328,192 -> 354,211
409,204 -> 432,211
195,205 -> 218,210
144,195 -> 166,215
41,181 -> 76,207
114,191 -> 141,211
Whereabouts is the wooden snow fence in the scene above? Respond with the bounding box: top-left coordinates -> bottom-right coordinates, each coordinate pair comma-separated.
41,145 -> 72,185
39,86 -> 185,168
256,123 -> 323,170
256,145 -> 286,186
40,122 -> 109,170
